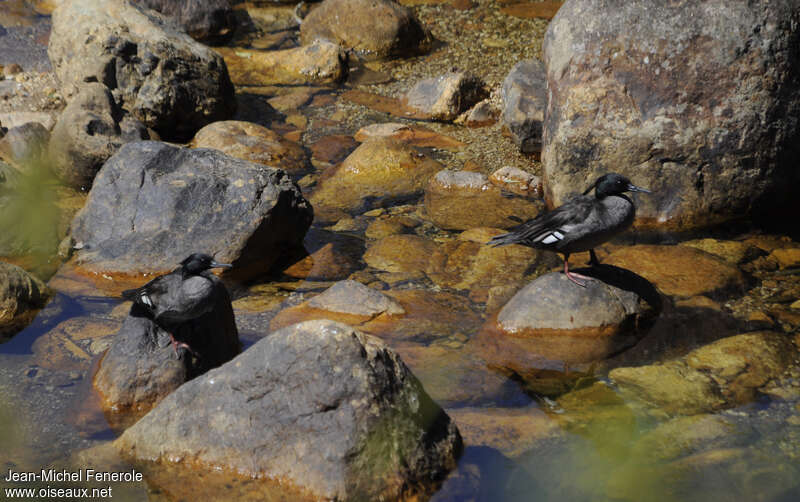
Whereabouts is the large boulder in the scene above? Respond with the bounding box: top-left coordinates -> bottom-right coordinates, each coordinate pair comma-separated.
48,0 -> 236,141
49,83 -> 150,189
69,141 -> 313,278
0,262 -> 50,342
114,320 -> 462,500
131,0 -> 236,44
94,274 -> 239,423
501,59 -> 546,154
300,0 -> 431,59
543,0 -> 800,230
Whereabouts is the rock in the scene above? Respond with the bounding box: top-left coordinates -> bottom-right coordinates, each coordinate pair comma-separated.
190,120 -> 310,176
48,83 -> 151,189
94,274 -> 239,421
216,39 -> 347,86
363,234 -> 436,277
501,59 -> 546,153
488,166 -> 541,197
307,280 -> 404,316
542,0 -> 800,230
354,122 -> 465,151
32,317 -> 119,371
426,228 -> 548,293
281,228 -> 364,281
770,246 -> 800,268
310,139 -> 442,218
424,169 -> 543,230
680,238 -> 763,264
0,112 -> 55,131
48,0 -> 236,141
604,244 -> 745,299
69,141 -> 313,278
0,261 -> 50,341
300,0 -> 432,59
631,414 -> 753,462
401,72 -> 489,121
461,99 -> 497,127
365,215 -> 418,239
309,134 -> 359,170
131,0 -> 236,44
0,122 -> 49,167
114,320 -> 462,500
481,271 -> 654,366
554,382 -> 638,442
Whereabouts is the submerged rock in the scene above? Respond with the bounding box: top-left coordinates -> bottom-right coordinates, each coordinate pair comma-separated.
114,320 -> 462,500
542,0 -> 800,230
0,261 -> 50,342
69,141 -> 313,278
363,234 -> 436,277
501,59 -> 546,153
424,169 -> 543,230
402,72 -> 489,121
132,0 -> 236,44
94,273 -> 239,422
190,120 -> 310,176
49,83 -> 150,189
300,0 -> 432,59
48,0 -> 235,141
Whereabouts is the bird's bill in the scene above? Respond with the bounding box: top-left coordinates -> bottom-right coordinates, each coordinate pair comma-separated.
209,261 -> 233,269
627,183 -> 651,193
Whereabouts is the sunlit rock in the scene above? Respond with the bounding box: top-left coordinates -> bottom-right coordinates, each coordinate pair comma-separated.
363,234 -> 436,277
501,59 -> 546,153
401,72 -> 488,121
0,261 -> 50,342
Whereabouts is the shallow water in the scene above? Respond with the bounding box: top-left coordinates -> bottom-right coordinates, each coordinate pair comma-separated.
2,0 -> 800,500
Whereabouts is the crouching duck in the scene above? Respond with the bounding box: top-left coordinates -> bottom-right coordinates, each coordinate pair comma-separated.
488,173 -> 651,287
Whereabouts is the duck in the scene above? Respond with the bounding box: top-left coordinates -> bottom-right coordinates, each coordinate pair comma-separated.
488,173 -> 651,287
121,253 -> 233,355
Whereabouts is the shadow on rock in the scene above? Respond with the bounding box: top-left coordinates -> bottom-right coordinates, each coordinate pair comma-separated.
573,263 -> 663,315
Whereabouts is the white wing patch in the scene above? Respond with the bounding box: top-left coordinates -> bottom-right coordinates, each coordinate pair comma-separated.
540,230 -> 565,245
140,293 -> 154,308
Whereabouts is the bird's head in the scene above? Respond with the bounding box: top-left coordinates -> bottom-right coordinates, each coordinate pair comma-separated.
180,253 -> 233,275
585,173 -> 651,198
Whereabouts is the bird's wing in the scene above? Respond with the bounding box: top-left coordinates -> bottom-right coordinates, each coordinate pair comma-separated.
491,195 -> 594,246
121,275 -> 169,309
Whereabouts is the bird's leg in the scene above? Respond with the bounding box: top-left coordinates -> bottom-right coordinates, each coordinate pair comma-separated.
563,254 -> 590,287
588,248 -> 600,266
168,332 -> 196,358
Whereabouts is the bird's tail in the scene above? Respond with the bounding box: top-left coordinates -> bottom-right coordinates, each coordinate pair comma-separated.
487,231 -> 523,247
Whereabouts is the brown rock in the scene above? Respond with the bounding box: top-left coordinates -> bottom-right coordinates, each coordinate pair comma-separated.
354,122 -> 465,151
769,246 -> 800,269
604,245 -> 745,298
488,166 -> 541,197
365,215 -> 419,239
363,234 -> 435,276
32,318 -> 119,371
424,169 -> 543,230
309,134 -> 359,169
448,406 -> 561,458
310,139 -> 443,216
680,238 -> 762,264
500,1 -> 563,19
282,229 -> 365,281
191,120 -> 309,174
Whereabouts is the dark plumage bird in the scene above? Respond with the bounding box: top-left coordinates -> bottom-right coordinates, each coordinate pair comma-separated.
488,173 -> 651,287
121,253 -> 233,354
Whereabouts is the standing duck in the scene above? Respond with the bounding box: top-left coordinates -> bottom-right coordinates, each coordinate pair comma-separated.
121,253 -> 233,354
488,173 -> 651,287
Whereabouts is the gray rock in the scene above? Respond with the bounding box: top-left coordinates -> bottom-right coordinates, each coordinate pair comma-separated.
94,274 -> 239,423
300,0 -> 432,60
0,261 -> 50,342
0,122 -> 49,167
403,72 -> 489,121
114,320 -> 462,500
131,0 -> 236,44
0,112 -> 55,131
501,59 -> 546,153
307,279 -> 405,317
48,83 -> 150,189
543,0 -> 800,230
48,0 -> 236,141
69,141 -> 313,277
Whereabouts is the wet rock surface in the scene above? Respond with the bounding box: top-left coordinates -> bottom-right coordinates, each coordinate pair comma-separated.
300,0 -> 432,59
402,71 -> 488,121
363,234 -> 436,277
69,141 -> 313,277
190,120 -> 310,176
543,0 -> 800,230
501,58 -> 546,153
0,261 -> 50,341
115,320 -> 462,500
94,273 -> 239,422
48,0 -> 236,141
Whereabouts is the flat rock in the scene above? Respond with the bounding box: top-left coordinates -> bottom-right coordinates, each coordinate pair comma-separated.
604,244 -> 745,298
770,246 -> 800,268
69,141 -> 313,278
300,0 -> 432,59
363,234 -> 436,276
310,138 -> 442,218
94,275 -> 239,422
114,320 -> 462,500
190,120 -> 309,175
424,169 -> 543,230
354,123 -> 465,151
401,72 -> 488,121
48,0 -> 235,141
489,166 -> 541,197
32,317 -> 120,371
680,238 -> 762,264
307,280 -> 405,318
501,59 -> 546,153
542,0 -> 800,230
216,40 -> 347,86
49,83 -> 150,189
0,261 -> 50,341
132,0 -> 236,44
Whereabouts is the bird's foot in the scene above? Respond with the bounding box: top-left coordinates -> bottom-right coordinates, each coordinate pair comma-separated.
169,335 -> 196,359
564,270 -> 592,288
